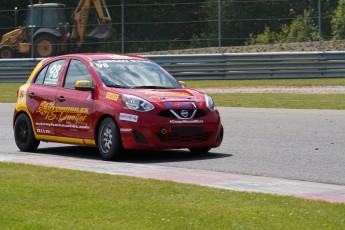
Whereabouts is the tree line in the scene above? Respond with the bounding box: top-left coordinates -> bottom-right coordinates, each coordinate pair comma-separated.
0,0 -> 345,53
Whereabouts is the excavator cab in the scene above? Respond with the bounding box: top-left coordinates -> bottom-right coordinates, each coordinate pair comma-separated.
25,3 -> 69,57
25,3 -> 68,37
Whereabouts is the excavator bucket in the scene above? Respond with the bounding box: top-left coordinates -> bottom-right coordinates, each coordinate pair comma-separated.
86,24 -> 112,39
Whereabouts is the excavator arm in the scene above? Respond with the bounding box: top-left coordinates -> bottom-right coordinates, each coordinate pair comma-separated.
71,0 -> 112,47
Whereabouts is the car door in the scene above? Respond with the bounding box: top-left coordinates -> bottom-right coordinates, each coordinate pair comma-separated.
54,59 -> 94,140
26,59 -> 65,136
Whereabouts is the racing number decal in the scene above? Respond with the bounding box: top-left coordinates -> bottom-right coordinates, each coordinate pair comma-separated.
45,63 -> 62,86
95,63 -> 109,69
49,64 -> 62,79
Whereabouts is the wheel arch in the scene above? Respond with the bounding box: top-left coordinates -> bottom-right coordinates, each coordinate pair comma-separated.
33,28 -> 63,40
13,110 -> 37,136
94,114 -> 120,146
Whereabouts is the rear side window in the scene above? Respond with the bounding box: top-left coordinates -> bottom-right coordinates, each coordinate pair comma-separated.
34,59 -> 65,86
34,65 -> 48,85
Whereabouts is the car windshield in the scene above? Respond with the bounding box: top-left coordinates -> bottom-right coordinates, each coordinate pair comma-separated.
92,59 -> 182,89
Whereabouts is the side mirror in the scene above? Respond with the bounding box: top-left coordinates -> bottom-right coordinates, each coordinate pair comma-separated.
75,80 -> 94,91
179,80 -> 187,88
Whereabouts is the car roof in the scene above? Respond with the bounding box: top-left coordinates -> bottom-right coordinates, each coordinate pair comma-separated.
49,53 -> 149,62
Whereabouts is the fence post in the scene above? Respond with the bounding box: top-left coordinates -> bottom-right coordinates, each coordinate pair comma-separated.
318,0 -> 322,50
218,0 -> 222,53
121,0 -> 125,53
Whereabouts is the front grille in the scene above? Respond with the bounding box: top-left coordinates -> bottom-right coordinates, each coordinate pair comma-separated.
157,109 -> 207,119
156,132 -> 212,143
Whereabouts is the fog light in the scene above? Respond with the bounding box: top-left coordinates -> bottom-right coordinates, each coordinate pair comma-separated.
161,128 -> 167,135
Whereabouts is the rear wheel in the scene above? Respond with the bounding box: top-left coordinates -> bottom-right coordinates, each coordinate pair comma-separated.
14,113 -> 40,152
0,46 -> 14,58
34,34 -> 59,57
188,147 -> 211,154
98,118 -> 123,160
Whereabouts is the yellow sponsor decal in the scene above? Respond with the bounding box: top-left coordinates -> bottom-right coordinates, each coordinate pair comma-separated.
36,101 -> 88,122
106,92 -> 119,101
145,90 -> 193,96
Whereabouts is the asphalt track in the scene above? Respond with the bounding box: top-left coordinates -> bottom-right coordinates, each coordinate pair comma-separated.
1,103 -> 345,203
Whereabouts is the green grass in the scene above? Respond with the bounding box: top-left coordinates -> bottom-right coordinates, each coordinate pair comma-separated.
0,83 -> 22,102
1,80 -> 345,109
210,93 -> 345,110
1,162 -> 344,229
185,78 -> 345,88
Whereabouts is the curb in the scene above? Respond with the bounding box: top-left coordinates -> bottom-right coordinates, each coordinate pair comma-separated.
2,153 -> 345,204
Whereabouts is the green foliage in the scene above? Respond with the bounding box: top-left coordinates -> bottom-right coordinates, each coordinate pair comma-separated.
248,11 -> 318,45
247,26 -> 278,45
281,11 -> 318,43
332,0 -> 345,39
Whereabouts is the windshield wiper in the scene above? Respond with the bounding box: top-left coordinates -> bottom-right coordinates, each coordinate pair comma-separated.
105,84 -> 129,88
132,86 -> 174,89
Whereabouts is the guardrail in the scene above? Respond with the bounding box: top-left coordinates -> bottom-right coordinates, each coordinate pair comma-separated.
1,51 -> 345,82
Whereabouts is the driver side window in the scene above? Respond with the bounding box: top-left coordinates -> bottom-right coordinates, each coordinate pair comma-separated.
64,59 -> 93,89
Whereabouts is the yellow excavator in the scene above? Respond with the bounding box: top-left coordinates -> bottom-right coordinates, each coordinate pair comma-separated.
0,0 -> 112,58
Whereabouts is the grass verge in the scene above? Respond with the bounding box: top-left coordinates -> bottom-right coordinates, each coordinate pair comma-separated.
1,162 -> 344,229
0,83 -> 22,103
210,93 -> 345,110
185,78 -> 345,88
1,80 -> 345,109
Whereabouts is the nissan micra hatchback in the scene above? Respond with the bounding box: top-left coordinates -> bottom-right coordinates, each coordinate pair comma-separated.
13,53 -> 223,160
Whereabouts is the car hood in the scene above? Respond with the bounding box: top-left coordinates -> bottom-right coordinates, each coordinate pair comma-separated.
112,88 -> 205,103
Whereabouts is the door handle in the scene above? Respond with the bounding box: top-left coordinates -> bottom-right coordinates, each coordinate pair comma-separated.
28,92 -> 35,98
57,96 -> 65,102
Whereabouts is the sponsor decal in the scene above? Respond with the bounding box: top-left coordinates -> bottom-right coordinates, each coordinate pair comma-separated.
145,90 -> 193,97
106,92 -> 119,101
169,120 -> 204,124
36,128 -> 52,134
34,101 -> 90,130
120,128 -> 133,133
36,101 -> 88,122
35,122 -> 90,130
164,102 -> 195,109
119,113 -> 138,123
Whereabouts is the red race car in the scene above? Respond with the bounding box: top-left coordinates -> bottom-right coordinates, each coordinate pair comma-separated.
13,53 -> 223,160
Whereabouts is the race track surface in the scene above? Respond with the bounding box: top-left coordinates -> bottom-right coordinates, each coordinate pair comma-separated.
1,103 -> 345,202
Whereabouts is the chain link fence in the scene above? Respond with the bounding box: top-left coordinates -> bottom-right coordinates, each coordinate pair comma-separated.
0,0 -> 340,55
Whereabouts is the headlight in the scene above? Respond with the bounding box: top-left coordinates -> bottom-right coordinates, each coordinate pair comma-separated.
205,94 -> 216,111
122,94 -> 155,112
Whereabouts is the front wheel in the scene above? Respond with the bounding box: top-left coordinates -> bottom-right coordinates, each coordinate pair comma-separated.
98,117 -> 123,160
188,147 -> 211,154
14,113 -> 40,152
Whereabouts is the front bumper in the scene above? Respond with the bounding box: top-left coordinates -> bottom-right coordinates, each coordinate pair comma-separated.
118,109 -> 223,150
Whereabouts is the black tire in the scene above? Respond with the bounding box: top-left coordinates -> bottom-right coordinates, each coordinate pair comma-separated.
98,117 -> 124,160
34,34 -> 59,58
14,113 -> 40,152
0,46 -> 14,59
188,147 -> 211,154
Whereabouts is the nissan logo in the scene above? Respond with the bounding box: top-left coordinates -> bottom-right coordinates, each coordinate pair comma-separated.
181,110 -> 189,118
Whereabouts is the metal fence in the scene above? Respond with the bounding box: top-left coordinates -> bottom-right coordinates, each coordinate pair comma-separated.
0,0 -> 338,55
1,52 -> 345,82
